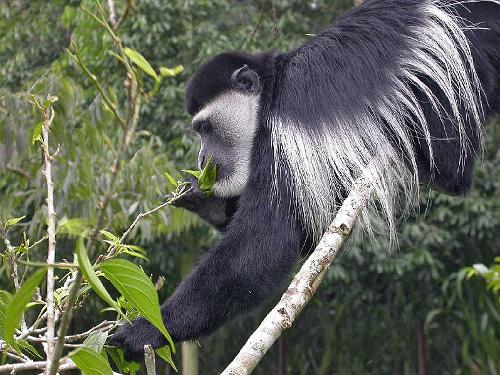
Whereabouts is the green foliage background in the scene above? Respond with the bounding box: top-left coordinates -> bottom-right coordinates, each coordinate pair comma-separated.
0,0 -> 498,374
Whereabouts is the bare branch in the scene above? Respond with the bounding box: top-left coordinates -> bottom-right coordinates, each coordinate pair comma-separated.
0,360 -> 76,373
221,167 -> 375,375
107,0 -> 117,27
28,235 -> 49,249
6,164 -> 31,180
144,345 -> 157,375
241,2 -> 265,49
24,321 -> 115,343
115,0 -> 133,30
41,99 -> 58,374
121,187 -> 193,243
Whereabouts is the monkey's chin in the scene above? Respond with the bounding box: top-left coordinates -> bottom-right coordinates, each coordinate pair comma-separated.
212,173 -> 248,198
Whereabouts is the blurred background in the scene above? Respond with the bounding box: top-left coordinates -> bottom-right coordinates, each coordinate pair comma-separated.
0,0 -> 498,374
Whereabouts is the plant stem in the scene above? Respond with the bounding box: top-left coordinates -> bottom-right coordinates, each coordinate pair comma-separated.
68,46 -> 126,128
42,101 -> 57,374
4,239 -> 21,291
102,187 -> 193,260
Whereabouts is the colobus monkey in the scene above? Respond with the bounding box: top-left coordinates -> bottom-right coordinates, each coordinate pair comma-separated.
112,0 -> 500,360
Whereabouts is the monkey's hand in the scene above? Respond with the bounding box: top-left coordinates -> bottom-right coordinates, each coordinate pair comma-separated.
171,176 -> 207,212
171,177 -> 234,230
108,317 -> 167,362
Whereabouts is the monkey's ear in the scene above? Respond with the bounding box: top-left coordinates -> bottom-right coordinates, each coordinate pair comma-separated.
231,65 -> 261,94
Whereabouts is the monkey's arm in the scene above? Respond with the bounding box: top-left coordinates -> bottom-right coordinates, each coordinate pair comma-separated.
172,177 -> 239,231
110,197 -> 302,361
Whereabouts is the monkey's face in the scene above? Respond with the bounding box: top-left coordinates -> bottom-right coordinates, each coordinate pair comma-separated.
190,90 -> 260,198
186,53 -> 264,198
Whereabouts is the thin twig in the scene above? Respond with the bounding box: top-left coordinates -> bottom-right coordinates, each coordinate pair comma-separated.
16,316 -> 47,341
114,0 -> 133,29
24,321 -> 115,343
41,100 -> 57,374
6,164 -> 31,180
121,188 -> 192,244
271,0 -> 279,42
99,187 -> 193,262
241,2 -> 265,49
64,320 -> 115,342
81,4 -> 134,74
28,235 -> 49,249
68,45 -> 126,128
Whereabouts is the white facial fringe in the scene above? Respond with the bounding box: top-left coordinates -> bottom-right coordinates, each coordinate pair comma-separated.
194,91 -> 261,198
271,0 -> 487,246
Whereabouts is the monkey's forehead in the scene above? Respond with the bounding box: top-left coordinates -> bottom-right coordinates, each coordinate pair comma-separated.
185,52 -> 262,116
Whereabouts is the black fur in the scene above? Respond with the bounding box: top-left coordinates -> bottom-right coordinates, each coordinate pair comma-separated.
112,0 -> 499,360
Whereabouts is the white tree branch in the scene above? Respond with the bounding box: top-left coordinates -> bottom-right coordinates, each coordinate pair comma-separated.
0,359 -> 76,373
144,345 -> 157,375
107,0 -> 117,27
41,101 -> 57,374
221,167 -> 375,375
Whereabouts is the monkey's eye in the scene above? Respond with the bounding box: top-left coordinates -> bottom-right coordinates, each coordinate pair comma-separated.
192,119 -> 214,134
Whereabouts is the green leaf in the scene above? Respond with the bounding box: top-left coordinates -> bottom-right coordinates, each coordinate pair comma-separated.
198,159 -> 217,194
82,331 -> 108,354
106,347 -> 140,374
100,259 -> 174,352
71,347 -> 113,375
125,245 -> 147,254
32,123 -> 43,145
57,217 -> 90,237
181,169 -> 200,179
164,171 -> 178,189
100,230 -> 120,242
5,215 -> 26,228
121,248 -> 149,262
4,269 -> 46,348
0,291 -> 12,339
17,339 -> 42,359
156,346 -> 177,372
123,47 -> 158,81
181,159 -> 217,195
159,65 -> 184,78
76,237 -> 122,316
